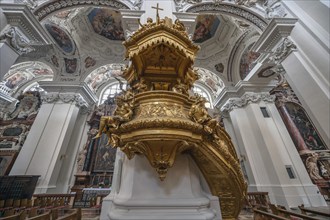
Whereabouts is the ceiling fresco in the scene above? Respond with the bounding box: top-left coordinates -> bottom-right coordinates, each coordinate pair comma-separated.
88,8 -> 125,41
239,44 -> 260,80
45,23 -> 75,54
85,64 -> 125,92
2,62 -> 53,93
192,14 -> 220,43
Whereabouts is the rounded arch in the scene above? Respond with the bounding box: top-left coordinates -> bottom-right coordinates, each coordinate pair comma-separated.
1,61 -> 54,98
34,0 -> 132,21
194,67 -> 226,98
193,83 -> 214,109
186,2 -> 268,32
84,63 -> 126,95
98,81 -> 127,105
227,30 -> 260,83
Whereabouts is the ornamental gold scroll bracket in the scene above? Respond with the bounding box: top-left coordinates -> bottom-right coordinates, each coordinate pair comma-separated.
121,140 -> 192,181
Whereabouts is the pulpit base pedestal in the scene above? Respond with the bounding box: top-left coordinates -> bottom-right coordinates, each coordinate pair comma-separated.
100,152 -> 221,220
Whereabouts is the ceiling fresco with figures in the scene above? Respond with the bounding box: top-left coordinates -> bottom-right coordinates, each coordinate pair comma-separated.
192,14 -> 220,43
88,8 -> 125,41
1,0 -> 288,101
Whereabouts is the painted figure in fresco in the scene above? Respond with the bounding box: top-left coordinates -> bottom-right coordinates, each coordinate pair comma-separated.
45,24 -> 73,53
85,56 -> 96,68
193,15 -> 220,43
193,18 -> 210,42
286,103 -> 326,151
64,58 -> 77,74
5,73 -> 27,89
88,9 -> 125,41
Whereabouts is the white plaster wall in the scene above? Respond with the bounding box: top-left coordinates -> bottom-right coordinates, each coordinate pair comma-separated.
0,8 -> 8,33
267,103 -> 326,207
48,111 -> 89,193
281,0 -> 330,144
10,102 -> 54,175
228,102 -> 326,207
0,42 -> 19,80
10,102 -> 80,193
282,52 -> 330,144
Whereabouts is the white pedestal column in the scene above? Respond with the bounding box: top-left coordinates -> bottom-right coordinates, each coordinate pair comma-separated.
221,92 -> 326,208
10,82 -> 97,193
101,152 -> 221,220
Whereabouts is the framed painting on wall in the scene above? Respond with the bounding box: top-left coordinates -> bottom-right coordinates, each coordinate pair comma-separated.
0,151 -> 18,176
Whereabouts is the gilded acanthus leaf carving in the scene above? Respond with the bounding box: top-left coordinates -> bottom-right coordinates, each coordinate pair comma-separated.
137,103 -> 186,118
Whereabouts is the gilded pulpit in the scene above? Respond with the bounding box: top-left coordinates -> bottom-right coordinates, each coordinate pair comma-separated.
98,17 -> 246,220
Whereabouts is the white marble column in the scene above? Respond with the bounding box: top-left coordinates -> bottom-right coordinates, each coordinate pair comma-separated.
220,91 -> 326,208
10,82 -> 97,193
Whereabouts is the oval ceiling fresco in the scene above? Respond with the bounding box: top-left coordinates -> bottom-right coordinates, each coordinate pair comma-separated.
88,8 -> 125,41
45,23 -> 75,54
193,14 -> 220,43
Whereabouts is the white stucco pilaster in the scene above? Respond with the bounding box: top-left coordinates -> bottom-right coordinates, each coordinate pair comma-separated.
219,89 -> 326,208
10,81 -> 97,193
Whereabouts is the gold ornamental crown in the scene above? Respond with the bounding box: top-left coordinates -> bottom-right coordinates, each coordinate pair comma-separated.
122,16 -> 199,89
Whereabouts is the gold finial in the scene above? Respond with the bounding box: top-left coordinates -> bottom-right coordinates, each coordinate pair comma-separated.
151,3 -> 163,24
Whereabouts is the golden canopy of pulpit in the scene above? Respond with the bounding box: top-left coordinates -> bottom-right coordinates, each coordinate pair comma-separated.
95,17 -> 247,219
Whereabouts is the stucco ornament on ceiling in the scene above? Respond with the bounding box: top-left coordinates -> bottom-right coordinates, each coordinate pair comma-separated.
84,64 -> 125,93
194,67 -> 225,97
0,62 -> 53,95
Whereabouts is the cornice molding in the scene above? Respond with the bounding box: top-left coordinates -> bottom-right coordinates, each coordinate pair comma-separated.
33,0 -> 130,21
41,92 -> 89,109
0,3 -> 53,44
251,17 -> 298,53
38,81 -> 98,109
214,81 -> 276,108
221,92 -> 275,113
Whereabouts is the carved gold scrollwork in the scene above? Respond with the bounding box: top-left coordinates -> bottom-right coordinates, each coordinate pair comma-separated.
137,103 -> 186,118
121,140 -> 191,180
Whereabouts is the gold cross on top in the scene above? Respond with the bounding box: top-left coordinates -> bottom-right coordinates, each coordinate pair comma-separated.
151,3 -> 163,24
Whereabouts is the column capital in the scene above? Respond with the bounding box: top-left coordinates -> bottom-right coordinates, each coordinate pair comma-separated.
215,81 -> 276,108
220,92 -> 275,113
39,81 -> 97,111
